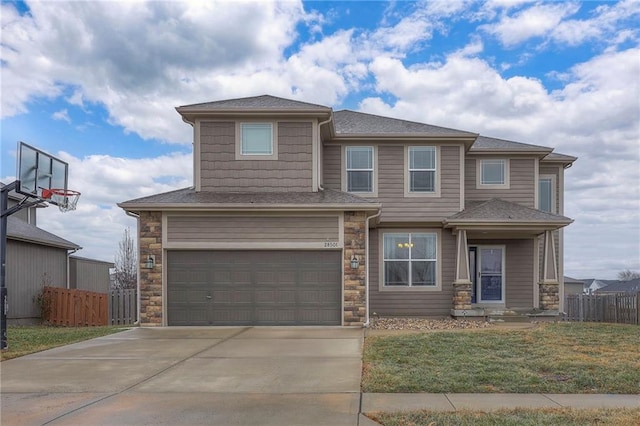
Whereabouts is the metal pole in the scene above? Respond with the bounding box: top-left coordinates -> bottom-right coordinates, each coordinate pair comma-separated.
0,182 -> 17,349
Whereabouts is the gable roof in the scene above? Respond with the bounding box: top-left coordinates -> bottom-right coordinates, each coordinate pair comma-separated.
564,276 -> 585,285
444,198 -> 573,231
332,110 -> 477,139
7,216 -> 80,250
119,187 -> 380,212
595,278 -> 640,293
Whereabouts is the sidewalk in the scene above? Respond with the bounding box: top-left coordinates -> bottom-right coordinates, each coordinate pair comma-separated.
359,393 -> 640,425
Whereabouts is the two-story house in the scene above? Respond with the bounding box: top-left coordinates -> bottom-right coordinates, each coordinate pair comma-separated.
119,95 -> 576,327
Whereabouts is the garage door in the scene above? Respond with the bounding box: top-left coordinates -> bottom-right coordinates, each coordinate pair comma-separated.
167,250 -> 342,326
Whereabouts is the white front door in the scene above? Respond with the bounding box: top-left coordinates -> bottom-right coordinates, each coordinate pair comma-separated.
471,246 -> 505,304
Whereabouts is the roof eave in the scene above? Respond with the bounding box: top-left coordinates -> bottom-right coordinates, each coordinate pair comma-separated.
176,108 -> 332,120
330,134 -> 478,143
119,202 -> 382,212
7,234 -> 81,250
469,148 -> 553,157
442,219 -> 573,231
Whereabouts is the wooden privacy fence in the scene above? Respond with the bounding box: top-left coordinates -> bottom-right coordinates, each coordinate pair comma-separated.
110,288 -> 137,325
565,293 -> 639,325
43,286 -> 108,326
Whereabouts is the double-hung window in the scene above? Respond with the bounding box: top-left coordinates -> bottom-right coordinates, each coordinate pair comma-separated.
383,233 -> 437,287
346,146 -> 373,193
238,122 -> 275,158
408,146 -> 436,193
538,176 -> 554,212
478,159 -> 509,188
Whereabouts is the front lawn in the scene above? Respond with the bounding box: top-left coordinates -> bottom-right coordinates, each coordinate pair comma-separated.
362,322 -> 640,393
368,407 -> 640,426
1,325 -> 128,361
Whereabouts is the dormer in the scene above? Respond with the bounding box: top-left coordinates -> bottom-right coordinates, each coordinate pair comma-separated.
176,95 -> 332,193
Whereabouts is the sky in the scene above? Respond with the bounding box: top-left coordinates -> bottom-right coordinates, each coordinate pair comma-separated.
1,0 -> 639,280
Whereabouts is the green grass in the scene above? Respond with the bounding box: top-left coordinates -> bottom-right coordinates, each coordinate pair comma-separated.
362,322 -> 640,393
1,325 -> 128,361
368,408 -> 640,426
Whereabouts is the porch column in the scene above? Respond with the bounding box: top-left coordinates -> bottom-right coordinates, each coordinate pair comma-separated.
452,230 -> 472,311
539,230 -> 559,311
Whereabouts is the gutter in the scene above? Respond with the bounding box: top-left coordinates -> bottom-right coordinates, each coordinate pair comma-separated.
317,114 -> 333,191
363,209 -> 382,327
66,247 -> 81,289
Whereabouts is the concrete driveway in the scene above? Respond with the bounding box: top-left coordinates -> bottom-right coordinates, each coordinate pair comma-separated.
1,327 -> 364,425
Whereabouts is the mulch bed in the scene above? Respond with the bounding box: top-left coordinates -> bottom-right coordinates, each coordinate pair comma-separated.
368,317 -> 494,330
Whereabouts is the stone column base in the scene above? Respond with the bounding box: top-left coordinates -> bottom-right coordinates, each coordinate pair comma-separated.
452,281 -> 472,311
539,282 -> 559,311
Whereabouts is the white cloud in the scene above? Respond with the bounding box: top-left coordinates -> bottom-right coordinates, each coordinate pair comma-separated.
481,2 -> 581,47
51,109 -> 71,123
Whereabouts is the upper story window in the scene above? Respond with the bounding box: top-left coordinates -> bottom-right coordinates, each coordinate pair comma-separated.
477,159 -> 510,189
346,146 -> 374,193
408,146 -> 437,194
383,232 -> 439,289
538,175 -> 555,212
236,122 -> 278,160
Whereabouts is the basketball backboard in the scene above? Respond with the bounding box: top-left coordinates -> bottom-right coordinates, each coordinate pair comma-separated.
17,142 -> 68,198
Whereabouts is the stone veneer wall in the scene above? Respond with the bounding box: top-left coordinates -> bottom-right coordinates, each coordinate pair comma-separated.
139,211 -> 163,326
539,282 -> 559,311
343,211 -> 367,325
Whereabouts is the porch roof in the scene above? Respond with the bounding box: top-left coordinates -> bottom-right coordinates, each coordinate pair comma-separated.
443,198 -> 573,233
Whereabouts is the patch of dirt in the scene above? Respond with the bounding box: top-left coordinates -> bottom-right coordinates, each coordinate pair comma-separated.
368,317 -> 493,330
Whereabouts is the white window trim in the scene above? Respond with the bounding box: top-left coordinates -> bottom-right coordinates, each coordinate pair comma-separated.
538,174 -> 556,213
476,158 -> 510,189
235,121 -> 278,160
379,229 -> 442,292
342,145 -> 378,196
404,145 -> 441,197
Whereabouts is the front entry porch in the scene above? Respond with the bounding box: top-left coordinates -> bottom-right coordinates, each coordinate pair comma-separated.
444,199 -> 573,319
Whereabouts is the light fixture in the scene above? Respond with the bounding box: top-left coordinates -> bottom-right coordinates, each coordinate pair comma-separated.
145,255 -> 155,269
350,254 -> 359,269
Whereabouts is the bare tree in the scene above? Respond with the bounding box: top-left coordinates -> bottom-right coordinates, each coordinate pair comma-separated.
617,269 -> 640,281
114,227 -> 137,289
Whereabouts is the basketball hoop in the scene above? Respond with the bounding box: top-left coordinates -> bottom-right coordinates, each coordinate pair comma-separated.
41,188 -> 81,212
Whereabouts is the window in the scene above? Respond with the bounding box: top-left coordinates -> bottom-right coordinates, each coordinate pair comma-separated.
383,233 -> 437,287
346,146 -> 373,192
408,147 -> 436,192
240,123 -> 273,155
477,159 -> 510,188
539,176 -> 554,212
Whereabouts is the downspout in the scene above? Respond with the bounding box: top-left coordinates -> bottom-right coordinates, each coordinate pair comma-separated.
363,209 -> 382,327
66,247 -> 80,289
317,115 -> 332,191
125,210 -> 141,325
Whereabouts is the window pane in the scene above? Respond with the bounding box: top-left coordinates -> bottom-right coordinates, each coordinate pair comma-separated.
384,261 -> 409,286
241,123 -> 272,155
410,147 -> 435,169
411,234 -> 436,260
384,234 -> 410,259
481,160 -> 505,184
412,261 -> 436,286
347,147 -> 372,169
347,171 -> 372,192
539,178 -> 552,212
410,171 -> 434,192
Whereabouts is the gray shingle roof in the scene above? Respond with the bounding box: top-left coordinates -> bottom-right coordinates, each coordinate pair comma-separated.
178,95 -> 331,112
7,216 -> 81,250
333,110 -> 477,137
446,198 -> 573,223
564,276 -> 585,284
119,187 -> 380,210
595,278 -> 640,294
470,135 -> 551,152
543,152 -> 578,162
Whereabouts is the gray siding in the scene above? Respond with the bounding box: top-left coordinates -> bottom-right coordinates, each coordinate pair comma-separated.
322,144 -> 341,190
465,157 -> 536,208
200,121 -> 313,192
6,240 -> 67,323
167,215 -> 339,243
8,198 -> 37,224
69,257 -> 113,293
369,228 -> 456,317
322,143 -> 463,221
470,238 -> 535,308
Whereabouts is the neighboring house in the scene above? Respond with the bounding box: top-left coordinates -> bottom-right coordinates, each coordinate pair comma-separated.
584,278 -> 614,294
564,276 -> 585,296
3,183 -> 112,324
119,95 -> 576,327
69,256 -> 115,293
595,278 -> 640,294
